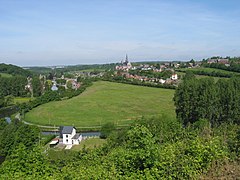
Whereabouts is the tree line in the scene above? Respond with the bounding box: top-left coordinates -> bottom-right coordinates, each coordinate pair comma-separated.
177,68 -> 238,78
0,63 -> 32,77
174,73 -> 240,126
20,79 -> 93,115
102,71 -> 176,89
129,69 -> 172,79
204,62 -> 240,74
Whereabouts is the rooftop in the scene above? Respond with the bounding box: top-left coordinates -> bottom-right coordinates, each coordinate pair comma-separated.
72,133 -> 81,140
61,126 -> 74,134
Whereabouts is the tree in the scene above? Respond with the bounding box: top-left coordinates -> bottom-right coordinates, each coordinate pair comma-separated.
32,77 -> 42,97
100,122 -> 116,139
0,144 -> 55,179
0,120 -> 40,156
4,95 -> 14,107
189,59 -> 196,66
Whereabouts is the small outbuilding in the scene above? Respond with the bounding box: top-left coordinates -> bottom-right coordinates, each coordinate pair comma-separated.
49,138 -> 59,148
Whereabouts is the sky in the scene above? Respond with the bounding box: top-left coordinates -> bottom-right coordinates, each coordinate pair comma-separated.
0,0 -> 240,66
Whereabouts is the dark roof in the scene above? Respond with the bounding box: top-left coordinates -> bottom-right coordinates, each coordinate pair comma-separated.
61,126 -> 74,134
72,133 -> 81,140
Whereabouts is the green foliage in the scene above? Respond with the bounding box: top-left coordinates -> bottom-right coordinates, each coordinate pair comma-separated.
178,67 -> 240,78
0,63 -> 32,77
0,144 -> 55,179
0,120 -> 40,156
0,118 -> 8,131
1,116 -> 238,179
0,76 -> 28,98
174,75 -> 240,125
41,134 -> 56,145
32,77 -> 42,97
135,115 -> 182,143
203,58 -> 240,73
100,122 -> 116,139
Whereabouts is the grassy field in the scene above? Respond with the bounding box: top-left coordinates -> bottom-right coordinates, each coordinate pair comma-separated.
195,75 -> 228,82
24,81 -> 175,127
71,138 -> 106,151
0,73 -> 12,78
14,97 -> 33,104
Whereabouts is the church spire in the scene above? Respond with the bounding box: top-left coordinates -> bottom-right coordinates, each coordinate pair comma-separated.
125,54 -> 128,63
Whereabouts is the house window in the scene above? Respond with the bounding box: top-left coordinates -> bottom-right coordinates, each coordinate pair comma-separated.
66,139 -> 68,142
66,135 -> 68,138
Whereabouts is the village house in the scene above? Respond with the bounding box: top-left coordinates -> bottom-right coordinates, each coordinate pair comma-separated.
171,74 -> 178,80
60,126 -> 82,145
159,79 -> 166,84
217,58 -> 229,65
51,81 -> 58,91
207,58 -> 229,65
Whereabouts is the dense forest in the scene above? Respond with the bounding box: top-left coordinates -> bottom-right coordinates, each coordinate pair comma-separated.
174,73 -> 240,125
0,64 -> 30,109
0,63 -> 32,77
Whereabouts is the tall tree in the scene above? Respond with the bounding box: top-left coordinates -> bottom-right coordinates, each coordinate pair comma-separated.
32,77 -> 42,97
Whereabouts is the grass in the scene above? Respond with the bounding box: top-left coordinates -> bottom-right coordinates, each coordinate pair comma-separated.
24,81 -> 175,128
14,97 -> 33,104
71,138 -> 107,151
195,75 -> 228,82
0,73 -> 12,78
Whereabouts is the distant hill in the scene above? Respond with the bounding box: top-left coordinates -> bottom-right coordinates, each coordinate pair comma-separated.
26,63 -> 117,74
0,63 -> 32,77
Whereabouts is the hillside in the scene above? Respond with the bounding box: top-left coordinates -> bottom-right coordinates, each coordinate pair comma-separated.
24,81 -> 175,128
0,63 -> 32,77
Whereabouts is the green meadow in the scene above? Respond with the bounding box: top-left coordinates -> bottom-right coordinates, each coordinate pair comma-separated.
71,138 -> 107,151
0,73 -> 12,78
24,81 -> 175,128
14,97 -> 33,104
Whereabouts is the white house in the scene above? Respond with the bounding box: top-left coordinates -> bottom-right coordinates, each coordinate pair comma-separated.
159,79 -> 166,84
60,126 -> 82,145
171,74 -> 178,80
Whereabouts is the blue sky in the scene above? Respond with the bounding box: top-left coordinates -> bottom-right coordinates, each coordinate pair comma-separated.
0,0 -> 240,66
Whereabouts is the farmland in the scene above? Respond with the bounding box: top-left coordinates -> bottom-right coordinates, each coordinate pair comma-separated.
24,81 -> 175,128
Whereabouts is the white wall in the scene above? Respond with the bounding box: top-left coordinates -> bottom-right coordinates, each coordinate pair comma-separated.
62,128 -> 76,144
